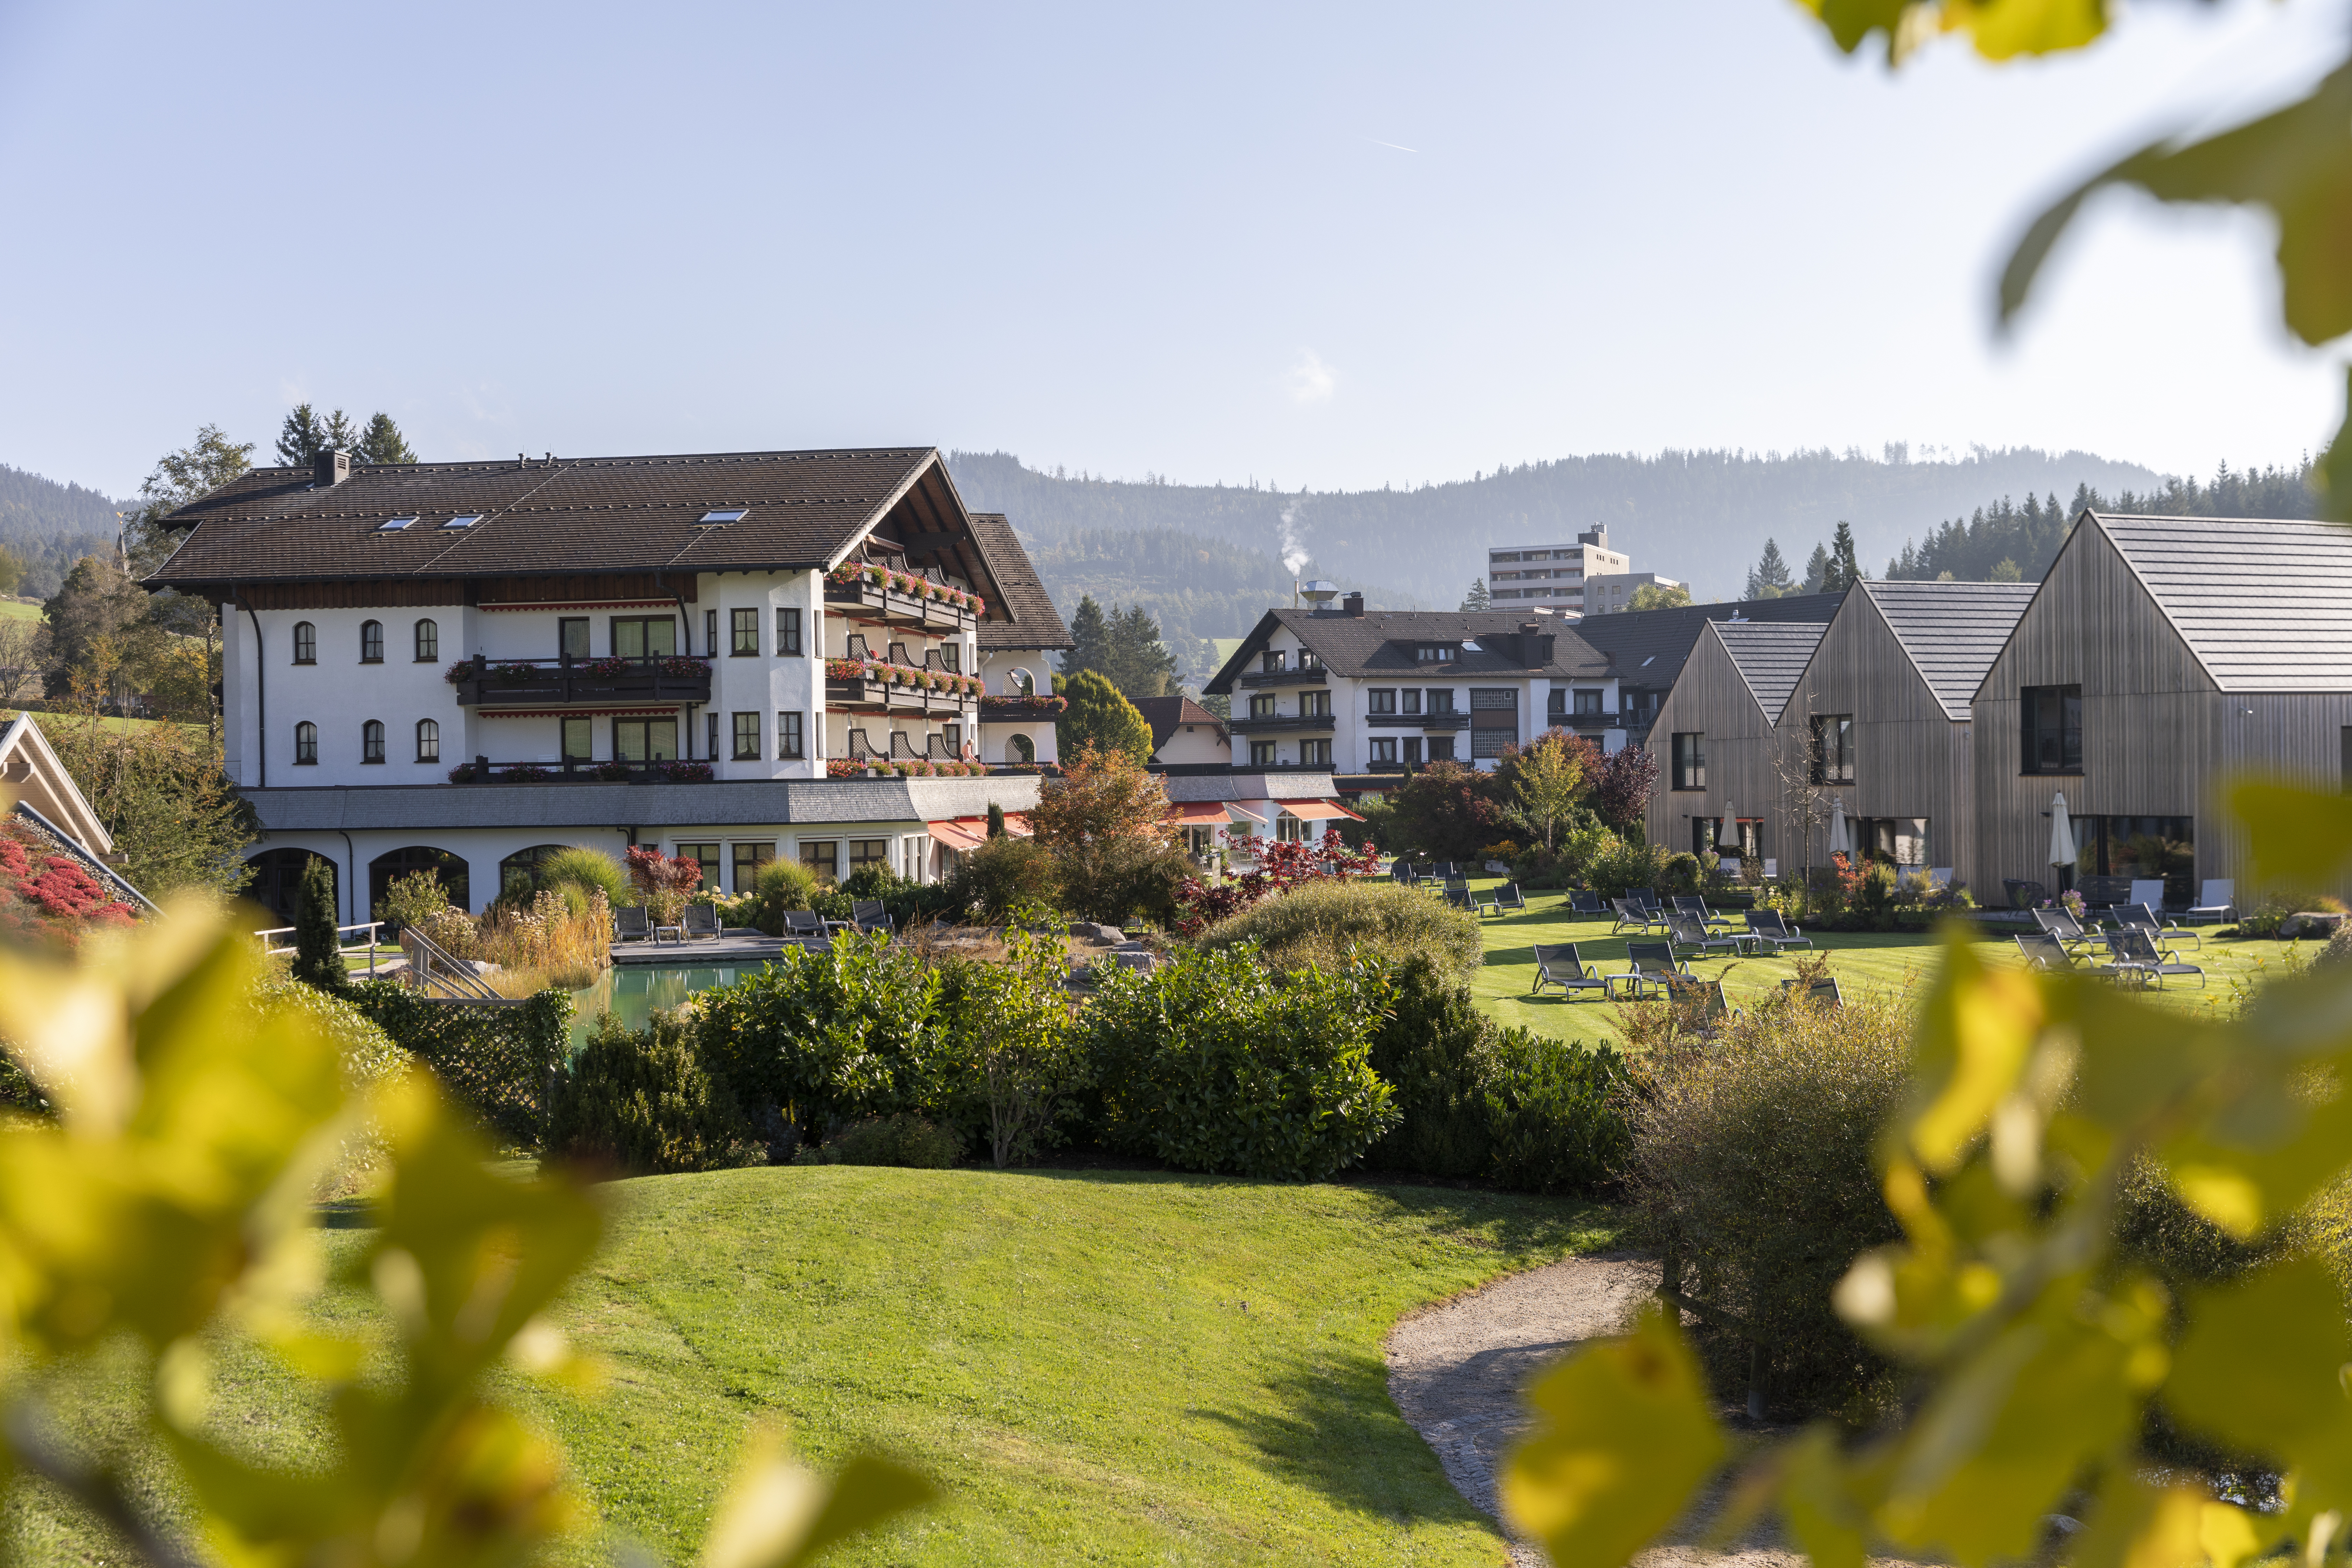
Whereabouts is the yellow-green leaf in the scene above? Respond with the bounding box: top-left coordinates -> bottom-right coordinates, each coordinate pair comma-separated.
1941,0 -> 2105,60
1900,931 -> 2046,1176
2066,1473 -> 2210,1568
2167,1257 -> 2352,1500
1500,1306 -> 1726,1568
2231,780 -> 2352,893
700,1424 -> 936,1568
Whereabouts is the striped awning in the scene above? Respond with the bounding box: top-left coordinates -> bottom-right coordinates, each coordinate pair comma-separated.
927,819 -> 988,852
1276,799 -> 1363,821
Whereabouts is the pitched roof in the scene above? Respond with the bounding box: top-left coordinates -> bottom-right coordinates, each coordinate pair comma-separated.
244,774 -> 1045,827
1568,593 -> 1846,690
0,712 -> 111,854
144,447 -> 982,589
967,513 -> 1072,651
2090,513 -> 2352,692
1860,579 -> 2039,719
1712,620 -> 1829,723
1130,695 -> 1228,752
1204,609 -> 1611,692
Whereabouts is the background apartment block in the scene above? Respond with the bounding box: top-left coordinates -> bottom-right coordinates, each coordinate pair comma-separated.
1484,524 -> 1681,614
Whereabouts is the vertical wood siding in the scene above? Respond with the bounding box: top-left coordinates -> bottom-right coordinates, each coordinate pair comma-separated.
1644,627 -> 1783,858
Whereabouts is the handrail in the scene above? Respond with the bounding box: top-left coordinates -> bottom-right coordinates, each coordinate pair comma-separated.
256,919 -> 387,974
398,924 -> 505,1002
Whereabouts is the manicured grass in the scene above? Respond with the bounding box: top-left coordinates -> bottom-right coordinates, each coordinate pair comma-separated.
1455,876 -> 2306,1048
12,1168 -> 1617,1566
0,706 -> 187,736
0,598 -> 41,622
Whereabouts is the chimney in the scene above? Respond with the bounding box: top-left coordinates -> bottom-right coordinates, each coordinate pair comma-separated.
313,448 -> 350,488
1342,591 -> 1364,617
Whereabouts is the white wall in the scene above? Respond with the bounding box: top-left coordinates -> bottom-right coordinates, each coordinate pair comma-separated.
980,649 -> 1059,765
703,569 -> 831,779
1152,723 -> 1230,766
265,605 -> 469,786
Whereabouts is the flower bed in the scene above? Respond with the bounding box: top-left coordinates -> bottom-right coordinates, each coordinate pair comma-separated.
978,693 -> 1068,715
825,758 -> 987,778
824,563 -> 986,617
0,817 -> 138,946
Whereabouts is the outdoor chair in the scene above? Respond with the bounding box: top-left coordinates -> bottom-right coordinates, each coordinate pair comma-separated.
1665,911 -> 1742,961
1610,898 -> 1667,936
1491,883 -> 1528,914
1432,861 -> 1459,879
1444,886 -> 1474,911
1662,973 -> 1741,1029
1796,976 -> 1844,1008
850,898 -> 897,935
2107,928 -> 2205,988
1928,867 -> 1953,890
2116,901 -> 2199,950
1390,862 -> 1413,882
681,903 -> 722,940
2015,932 -> 2137,984
1530,943 -> 1611,1001
1672,895 -> 1734,932
2002,878 -> 2049,911
782,910 -> 832,941
2076,875 -> 2134,911
1567,889 -> 1606,918
1628,887 -> 1662,914
1611,940 -> 1688,1000
1743,908 -> 1811,953
2032,906 -> 2100,955
2186,880 -> 2237,925
2128,878 -> 2167,912
614,905 -> 652,943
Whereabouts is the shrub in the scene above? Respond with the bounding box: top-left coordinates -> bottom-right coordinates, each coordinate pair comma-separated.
946,835 -> 1060,920
1659,851 -> 1702,896
950,924 -> 1089,1166
537,846 -> 630,907
377,867 -> 451,932
1196,880 -> 1483,985
1854,860 -> 1899,930
292,853 -> 346,991
797,1113 -> 963,1169
1585,837 -> 1671,898
1626,991 -> 1912,1416
547,1008 -> 756,1176
346,981 -> 574,1149
748,857 -> 824,936
1386,761 -> 1505,861
1082,944 -> 1397,1181
694,931 -> 958,1143
1052,834 -> 1193,926
1484,1030 -> 1631,1194
474,887 -> 610,993
625,845 -> 702,924
1363,956 -> 1495,1178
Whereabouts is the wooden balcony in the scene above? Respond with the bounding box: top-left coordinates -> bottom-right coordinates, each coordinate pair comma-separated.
823,576 -> 977,633
1236,667 -> 1328,689
825,676 -> 978,718
451,656 -> 711,707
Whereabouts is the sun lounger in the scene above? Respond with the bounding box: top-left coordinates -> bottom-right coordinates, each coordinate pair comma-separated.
1611,898 -> 1667,936
1743,909 -> 1811,953
1567,890 -> 1606,917
1491,883 -> 1528,914
1628,887 -> 1662,914
1531,943 -> 1610,1000
2107,927 -> 2205,988
2186,880 -> 2236,926
2032,906 -> 2099,955
1611,940 -> 1687,1000
2016,932 -> 2138,984
2115,901 -> 2198,950
1663,973 -> 1740,1029
1666,911 -> 1742,960
2128,878 -> 2166,912
1672,895 -> 1734,932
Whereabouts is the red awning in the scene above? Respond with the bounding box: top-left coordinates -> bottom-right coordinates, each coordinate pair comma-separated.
1168,801 -> 1233,825
1224,803 -> 1267,827
1276,799 -> 1364,822
928,820 -> 987,852
1001,811 -> 1034,838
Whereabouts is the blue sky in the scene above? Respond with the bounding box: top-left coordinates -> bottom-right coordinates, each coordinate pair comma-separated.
0,0 -> 2341,499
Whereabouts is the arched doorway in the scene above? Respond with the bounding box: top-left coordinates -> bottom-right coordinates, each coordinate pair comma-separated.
498,844 -> 572,902
1006,733 -> 1035,765
246,847 -> 337,929
369,846 -> 470,922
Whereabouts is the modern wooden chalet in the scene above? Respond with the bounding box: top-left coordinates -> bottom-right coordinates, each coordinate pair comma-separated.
1970,512 -> 2352,905
1646,618 -> 1829,861
145,446 -> 1061,922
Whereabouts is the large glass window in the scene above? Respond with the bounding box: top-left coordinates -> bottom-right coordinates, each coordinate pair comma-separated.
1811,714 -> 1855,784
674,842 -> 720,890
360,621 -> 383,663
797,839 -> 839,878
1426,690 -> 1456,714
848,839 -> 890,875
1856,817 -> 1929,866
731,841 -> 774,892
1427,736 -> 1456,762
1261,649 -> 1286,673
2074,816 -> 2194,907
731,608 -> 759,656
613,716 -> 678,761
1671,732 -> 1706,791
292,622 -> 316,664
498,844 -> 569,901
2022,684 -> 2083,774
611,616 -> 677,659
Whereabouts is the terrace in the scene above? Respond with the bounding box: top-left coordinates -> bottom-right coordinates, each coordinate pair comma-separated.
447,654 -> 712,707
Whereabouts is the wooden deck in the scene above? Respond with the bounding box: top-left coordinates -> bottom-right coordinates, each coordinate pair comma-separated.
611,932 -> 793,965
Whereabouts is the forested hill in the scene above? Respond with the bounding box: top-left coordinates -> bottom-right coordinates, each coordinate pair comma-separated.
947,446 -> 2170,605
0,463 -> 126,597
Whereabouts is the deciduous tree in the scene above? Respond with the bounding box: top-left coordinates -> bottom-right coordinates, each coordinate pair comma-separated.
1627,583 -> 1692,611
1056,668 -> 1154,768
1511,733 -> 1587,850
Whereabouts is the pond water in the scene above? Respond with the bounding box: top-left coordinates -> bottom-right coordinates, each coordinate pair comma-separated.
568,960 -> 770,1047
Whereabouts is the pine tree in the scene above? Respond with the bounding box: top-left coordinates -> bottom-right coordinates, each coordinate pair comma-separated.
1460,579 -> 1490,610
986,802 -> 1006,839
1827,521 -> 1864,592
275,404 -> 327,467
290,854 -> 346,991
1746,538 -> 1794,599
320,408 -> 360,454
1106,603 -> 1177,700
355,412 -> 417,465
1802,542 -> 1832,594
1063,595 -> 1114,684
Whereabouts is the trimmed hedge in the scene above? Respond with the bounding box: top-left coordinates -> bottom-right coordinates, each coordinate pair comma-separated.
547,1008 -> 756,1176
348,981 -> 572,1149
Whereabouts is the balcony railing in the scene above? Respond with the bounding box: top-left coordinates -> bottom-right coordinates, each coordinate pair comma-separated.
1364,711 -> 1469,730
446,757 -> 717,784
822,568 -> 981,632
1236,667 -> 1328,689
447,656 -> 712,707
1229,712 -> 1337,733
978,694 -> 1068,719
826,678 -> 979,718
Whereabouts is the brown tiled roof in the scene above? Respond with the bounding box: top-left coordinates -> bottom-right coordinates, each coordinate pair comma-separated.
967,513 -> 1072,650
1204,608 -> 1612,692
1130,694 -> 1228,752
145,448 -> 970,587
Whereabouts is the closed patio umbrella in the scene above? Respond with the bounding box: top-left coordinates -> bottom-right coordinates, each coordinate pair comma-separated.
2049,790 -> 2078,872
1827,797 -> 1850,858
1717,804 -> 1741,850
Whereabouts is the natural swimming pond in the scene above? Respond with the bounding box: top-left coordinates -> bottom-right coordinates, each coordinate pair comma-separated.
567,960 -> 772,1047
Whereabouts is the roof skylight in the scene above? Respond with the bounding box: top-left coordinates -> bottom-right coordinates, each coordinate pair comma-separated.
443,514 -> 484,530
377,516 -> 418,532
700,509 -> 748,523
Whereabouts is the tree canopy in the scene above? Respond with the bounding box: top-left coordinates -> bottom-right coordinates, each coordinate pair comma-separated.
1056,668 -> 1154,767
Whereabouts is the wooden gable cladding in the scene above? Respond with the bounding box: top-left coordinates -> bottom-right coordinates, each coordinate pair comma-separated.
859,462 -> 1009,615
1644,624 -> 1782,857
475,573 -> 698,606
1783,588 -> 1973,876
1963,516 -> 2352,901
232,579 -> 467,610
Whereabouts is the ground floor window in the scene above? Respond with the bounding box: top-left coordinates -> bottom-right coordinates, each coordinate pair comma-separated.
849,839 -> 890,876
1693,818 -> 1759,860
247,847 -> 334,928
1184,825 -> 1217,860
1855,817 -> 1930,867
730,841 -> 774,892
1276,814 -> 1309,843
674,842 -> 721,890
370,846 -> 468,924
2074,814 -> 2194,906
615,716 -> 678,762
798,840 -> 839,880
498,844 -> 570,901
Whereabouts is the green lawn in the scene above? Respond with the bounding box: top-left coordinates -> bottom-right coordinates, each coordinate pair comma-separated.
10,1168 -> 1617,1566
0,598 -> 41,622
1455,876 -> 2305,1049
0,706 -> 190,736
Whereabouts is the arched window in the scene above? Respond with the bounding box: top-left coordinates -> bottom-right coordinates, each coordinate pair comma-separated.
1008,667 -> 1034,697
415,718 -> 439,762
498,844 -> 573,902
292,622 -> 316,665
369,847 -> 469,922
362,720 -> 385,764
245,847 -> 336,928
294,721 -> 318,764
414,618 -> 438,662
360,620 -> 384,663
1007,733 -> 1035,765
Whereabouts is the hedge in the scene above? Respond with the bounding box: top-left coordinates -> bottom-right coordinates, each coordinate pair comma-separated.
348,981 -> 572,1149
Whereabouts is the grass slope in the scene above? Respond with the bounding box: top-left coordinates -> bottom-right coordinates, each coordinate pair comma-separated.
1458,876 -> 2302,1049
10,1169 -> 1616,1566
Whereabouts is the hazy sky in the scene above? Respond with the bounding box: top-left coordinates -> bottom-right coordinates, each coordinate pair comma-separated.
1,0 -> 2342,499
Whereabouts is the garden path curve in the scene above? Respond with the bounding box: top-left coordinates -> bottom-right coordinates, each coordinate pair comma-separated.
1385,1253 -> 1923,1568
